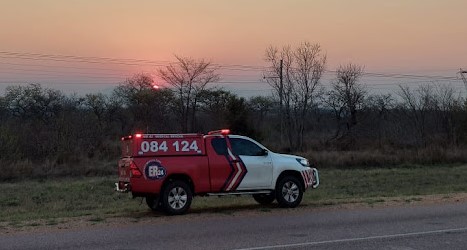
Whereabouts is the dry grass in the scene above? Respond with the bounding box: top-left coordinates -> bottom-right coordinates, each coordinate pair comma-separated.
0,160 -> 117,181
2,164 -> 467,226
305,147 -> 467,168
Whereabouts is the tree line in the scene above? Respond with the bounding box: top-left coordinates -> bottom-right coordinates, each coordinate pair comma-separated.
0,42 -> 466,179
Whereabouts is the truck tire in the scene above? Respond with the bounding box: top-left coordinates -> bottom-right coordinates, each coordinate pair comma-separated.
161,180 -> 193,215
275,176 -> 303,208
253,193 -> 275,205
146,196 -> 161,211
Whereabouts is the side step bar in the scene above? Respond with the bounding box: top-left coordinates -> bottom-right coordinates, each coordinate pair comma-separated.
206,190 -> 272,197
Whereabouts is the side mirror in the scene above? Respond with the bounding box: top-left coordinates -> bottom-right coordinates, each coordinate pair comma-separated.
260,149 -> 268,156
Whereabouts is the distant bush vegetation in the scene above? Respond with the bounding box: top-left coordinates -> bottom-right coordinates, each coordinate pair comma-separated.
0,73 -> 466,180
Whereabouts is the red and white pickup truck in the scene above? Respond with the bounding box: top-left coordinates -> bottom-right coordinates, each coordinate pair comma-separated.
116,129 -> 319,215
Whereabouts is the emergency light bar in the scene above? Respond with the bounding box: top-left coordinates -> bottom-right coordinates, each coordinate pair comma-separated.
207,129 -> 230,135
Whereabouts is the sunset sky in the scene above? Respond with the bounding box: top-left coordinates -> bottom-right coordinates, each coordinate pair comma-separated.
1,0 -> 466,95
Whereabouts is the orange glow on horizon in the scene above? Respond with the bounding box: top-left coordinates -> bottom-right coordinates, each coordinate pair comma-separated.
0,0 -> 466,89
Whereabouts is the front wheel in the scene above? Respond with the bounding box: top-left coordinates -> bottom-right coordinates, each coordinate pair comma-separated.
161,180 -> 193,215
275,176 -> 303,208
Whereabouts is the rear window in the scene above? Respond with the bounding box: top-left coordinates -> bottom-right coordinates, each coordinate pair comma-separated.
211,138 -> 227,155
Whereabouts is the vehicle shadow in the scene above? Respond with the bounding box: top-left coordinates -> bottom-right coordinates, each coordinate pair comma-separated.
120,203 -> 281,219
190,203 -> 278,215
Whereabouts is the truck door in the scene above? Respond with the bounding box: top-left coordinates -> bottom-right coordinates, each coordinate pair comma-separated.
206,136 -> 237,192
228,137 -> 273,190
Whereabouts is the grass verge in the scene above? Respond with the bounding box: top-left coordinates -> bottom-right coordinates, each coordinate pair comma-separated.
1,164 -> 467,227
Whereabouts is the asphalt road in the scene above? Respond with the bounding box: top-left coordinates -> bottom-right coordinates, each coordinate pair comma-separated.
2,202 -> 467,250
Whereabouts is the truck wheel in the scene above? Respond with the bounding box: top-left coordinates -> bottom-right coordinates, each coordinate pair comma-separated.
275,176 -> 303,208
161,180 -> 193,215
146,196 -> 161,211
253,193 -> 275,205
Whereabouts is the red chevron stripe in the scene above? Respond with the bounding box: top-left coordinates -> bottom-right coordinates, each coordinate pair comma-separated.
230,160 -> 247,190
222,136 -> 248,192
225,148 -> 240,191
302,169 -> 311,188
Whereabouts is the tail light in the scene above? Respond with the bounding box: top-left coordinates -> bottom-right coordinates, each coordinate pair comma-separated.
130,161 -> 142,178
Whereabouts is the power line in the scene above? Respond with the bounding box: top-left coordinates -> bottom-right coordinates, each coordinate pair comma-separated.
0,50 -> 464,85
0,51 -> 267,72
0,81 -> 123,85
0,51 -> 173,65
0,61 -> 129,72
1,50 -> 460,81
0,67 -> 128,78
0,55 -> 166,67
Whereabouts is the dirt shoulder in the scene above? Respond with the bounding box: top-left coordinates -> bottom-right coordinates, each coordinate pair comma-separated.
2,192 -> 467,236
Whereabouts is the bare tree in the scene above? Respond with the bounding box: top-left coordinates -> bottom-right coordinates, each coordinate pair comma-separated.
158,55 -> 220,132
327,63 -> 367,140
264,42 -> 326,151
397,84 -> 437,146
397,82 -> 467,147
366,93 -> 395,147
323,89 -> 345,141
430,83 -> 464,145
249,96 -> 274,129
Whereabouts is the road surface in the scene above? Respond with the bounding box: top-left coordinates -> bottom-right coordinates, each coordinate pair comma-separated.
1,202 -> 467,249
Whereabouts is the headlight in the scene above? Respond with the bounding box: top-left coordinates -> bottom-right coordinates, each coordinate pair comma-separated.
296,158 -> 309,167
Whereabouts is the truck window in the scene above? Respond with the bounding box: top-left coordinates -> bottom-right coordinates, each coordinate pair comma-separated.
230,138 -> 264,156
211,138 -> 228,155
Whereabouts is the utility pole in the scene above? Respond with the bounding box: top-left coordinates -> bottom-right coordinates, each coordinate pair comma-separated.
279,59 -> 284,145
264,60 -> 284,144
460,68 -> 467,94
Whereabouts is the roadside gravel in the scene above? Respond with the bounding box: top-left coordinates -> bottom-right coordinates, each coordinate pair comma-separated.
2,192 -> 467,236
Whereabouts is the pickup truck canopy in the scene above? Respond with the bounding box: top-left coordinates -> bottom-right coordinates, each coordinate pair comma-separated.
121,133 -> 206,157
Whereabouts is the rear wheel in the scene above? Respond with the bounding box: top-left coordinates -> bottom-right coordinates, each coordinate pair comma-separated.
253,193 -> 275,205
275,176 -> 303,208
161,180 -> 193,215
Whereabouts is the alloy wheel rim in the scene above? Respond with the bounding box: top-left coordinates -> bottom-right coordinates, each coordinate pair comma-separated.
168,187 -> 188,209
282,181 -> 299,202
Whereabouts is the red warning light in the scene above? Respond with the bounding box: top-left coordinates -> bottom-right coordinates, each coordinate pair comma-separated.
152,85 -> 160,90
208,129 -> 231,135
121,135 -> 134,140
135,133 -> 142,138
